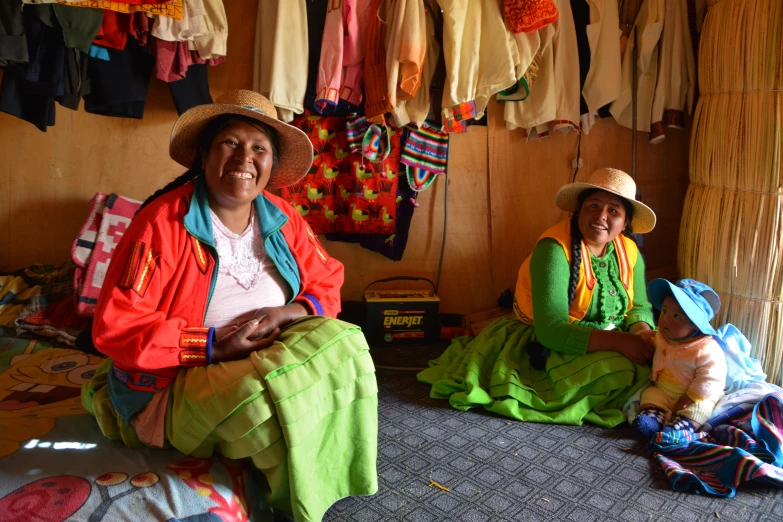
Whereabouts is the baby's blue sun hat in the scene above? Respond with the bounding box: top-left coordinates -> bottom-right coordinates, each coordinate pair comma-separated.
647,278 -> 721,335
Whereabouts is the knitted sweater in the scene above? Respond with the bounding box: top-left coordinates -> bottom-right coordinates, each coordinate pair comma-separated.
651,333 -> 727,401
529,239 -> 654,356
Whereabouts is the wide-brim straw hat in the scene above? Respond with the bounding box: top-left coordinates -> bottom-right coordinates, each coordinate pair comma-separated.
169,90 -> 313,189
555,167 -> 657,234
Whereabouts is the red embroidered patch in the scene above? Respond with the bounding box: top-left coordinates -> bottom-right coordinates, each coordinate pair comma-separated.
191,236 -> 210,274
178,350 -> 207,367
306,227 -> 331,264
179,328 -> 209,349
118,241 -> 157,297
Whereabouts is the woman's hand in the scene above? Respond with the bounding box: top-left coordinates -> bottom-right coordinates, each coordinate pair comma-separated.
247,303 -> 308,340
628,321 -> 652,335
211,304 -> 308,363
212,319 -> 281,363
587,329 -> 655,365
618,334 -> 656,365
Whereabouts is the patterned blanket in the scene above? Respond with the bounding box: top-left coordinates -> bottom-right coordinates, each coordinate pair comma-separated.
651,393 -> 783,497
0,265 -> 272,522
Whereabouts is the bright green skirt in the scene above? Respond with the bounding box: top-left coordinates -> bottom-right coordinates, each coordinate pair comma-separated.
83,316 -> 378,522
417,316 -> 649,427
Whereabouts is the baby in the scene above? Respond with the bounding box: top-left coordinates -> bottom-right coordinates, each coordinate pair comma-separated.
632,278 -> 728,438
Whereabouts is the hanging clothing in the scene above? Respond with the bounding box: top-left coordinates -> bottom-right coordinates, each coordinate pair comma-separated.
0,12 -> 64,131
502,0 -> 560,132
167,62 -> 213,115
282,113 -> 401,236
581,0 -> 622,113
649,0 -> 696,144
150,0 -> 209,44
59,47 -> 90,109
505,0 -> 559,33
93,9 -> 131,51
315,0 -> 371,114
25,0 -> 185,21
324,177 -> 417,261
385,0 -> 427,110
363,0 -> 393,121
0,0 -> 29,68
35,3 -> 103,54
389,1 -> 439,127
609,0 -> 665,132
437,0 -> 517,130
551,0 -> 580,134
497,22 -> 541,103
253,0 -> 308,122
83,37 -> 155,119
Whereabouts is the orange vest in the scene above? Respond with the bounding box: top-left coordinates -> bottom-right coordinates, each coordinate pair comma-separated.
513,220 -> 637,324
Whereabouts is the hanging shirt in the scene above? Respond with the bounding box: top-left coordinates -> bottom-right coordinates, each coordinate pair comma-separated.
649,0 -> 696,144
385,0 -> 427,110
581,0 -> 622,113
253,0 -> 308,122
503,12 -> 556,131
390,2 -> 440,128
551,0 -> 580,134
437,0 -> 517,129
609,0 -> 665,132
315,0 -> 371,114
204,208 -> 290,329
150,0 -> 209,44
0,0 -> 29,67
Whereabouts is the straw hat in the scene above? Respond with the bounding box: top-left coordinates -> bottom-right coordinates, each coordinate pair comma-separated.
555,167 -> 657,233
169,90 -> 313,189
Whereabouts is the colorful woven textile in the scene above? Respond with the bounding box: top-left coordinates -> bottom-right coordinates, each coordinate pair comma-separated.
650,393 -> 783,497
406,166 -> 438,192
74,194 -> 141,317
283,113 -> 401,235
504,0 -> 558,33
400,122 -> 449,174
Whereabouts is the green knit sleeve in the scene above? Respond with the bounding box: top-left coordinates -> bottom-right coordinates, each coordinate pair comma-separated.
530,239 -> 593,355
622,245 -> 655,330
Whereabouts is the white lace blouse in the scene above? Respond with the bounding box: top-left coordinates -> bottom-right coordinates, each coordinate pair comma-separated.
203,208 -> 290,329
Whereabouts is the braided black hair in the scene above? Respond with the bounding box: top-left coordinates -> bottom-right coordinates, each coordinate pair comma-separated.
136,114 -> 280,214
566,188 -> 636,307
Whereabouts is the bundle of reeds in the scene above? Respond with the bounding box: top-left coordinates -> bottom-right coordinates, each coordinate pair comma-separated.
678,0 -> 783,385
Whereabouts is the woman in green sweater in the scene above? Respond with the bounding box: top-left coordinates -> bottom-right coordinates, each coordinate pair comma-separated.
418,168 -> 657,427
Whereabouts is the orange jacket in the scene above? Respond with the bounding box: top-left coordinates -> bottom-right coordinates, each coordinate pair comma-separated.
514,219 -> 637,324
92,177 -> 344,392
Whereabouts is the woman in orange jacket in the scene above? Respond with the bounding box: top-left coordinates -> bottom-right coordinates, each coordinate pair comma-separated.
419,168 -> 657,427
82,91 -> 378,522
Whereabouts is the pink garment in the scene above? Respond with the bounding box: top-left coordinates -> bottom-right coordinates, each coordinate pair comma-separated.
131,384 -> 172,448
651,332 -> 727,401
315,0 -> 371,114
203,209 -> 290,330
133,14 -> 225,83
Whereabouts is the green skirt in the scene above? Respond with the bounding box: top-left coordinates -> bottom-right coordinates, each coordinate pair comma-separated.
82,316 -> 378,522
417,316 -> 649,427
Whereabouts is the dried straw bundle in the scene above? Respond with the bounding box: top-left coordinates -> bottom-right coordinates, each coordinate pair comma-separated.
679,0 -> 783,384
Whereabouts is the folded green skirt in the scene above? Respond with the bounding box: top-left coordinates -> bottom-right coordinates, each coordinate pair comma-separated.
418,316 -> 649,427
83,316 -> 378,522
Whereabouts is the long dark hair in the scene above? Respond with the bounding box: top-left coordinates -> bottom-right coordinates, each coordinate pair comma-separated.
136,114 -> 280,214
566,188 -> 635,307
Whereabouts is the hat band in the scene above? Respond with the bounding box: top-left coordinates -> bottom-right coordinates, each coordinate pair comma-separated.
242,105 -> 268,116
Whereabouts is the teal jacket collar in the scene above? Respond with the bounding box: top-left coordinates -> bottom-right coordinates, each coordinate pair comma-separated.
183,176 -> 289,245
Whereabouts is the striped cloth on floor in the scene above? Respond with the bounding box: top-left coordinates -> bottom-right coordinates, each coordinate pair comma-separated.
650,393 -> 783,497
